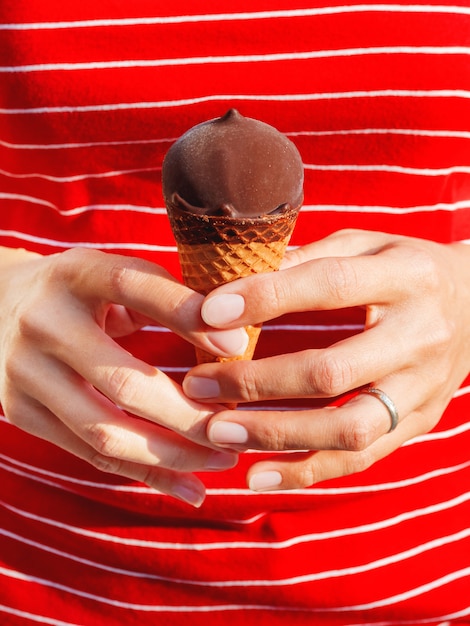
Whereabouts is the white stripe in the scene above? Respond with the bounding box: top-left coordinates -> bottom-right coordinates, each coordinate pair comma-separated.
0,605 -> 81,626
0,441 -> 468,496
302,200 -> 470,214
349,613 -> 469,626
0,191 -> 57,210
2,163 -> 468,183
3,192 -> 470,219
205,462 -> 470,496
0,136 -> 174,150
454,384 -> 470,398
304,164 -> 470,176
0,563 -> 468,613
1,4 -> 469,30
0,165 -> 160,182
330,568 -> 470,612
0,193 -> 166,216
404,421 -> 470,446
57,204 -> 162,216
2,90 -> 470,115
2,524 -> 468,588
0,229 -> 176,252
263,323 -> 364,331
3,46 -> 470,73
288,128 -> 470,140
0,527 -> 170,582
0,566 -> 174,611
2,165 -> 470,188
142,323 -> 365,333
3,128 -> 470,151
1,490 -> 468,550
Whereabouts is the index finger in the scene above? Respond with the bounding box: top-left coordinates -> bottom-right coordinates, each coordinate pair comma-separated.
54,248 -> 248,358
200,251 -> 407,329
51,312 -> 224,446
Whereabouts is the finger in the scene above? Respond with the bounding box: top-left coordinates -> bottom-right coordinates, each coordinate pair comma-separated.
8,349 -> 238,471
281,229 -> 398,269
55,248 -> 248,358
23,300 -> 228,445
184,320 -> 414,404
205,376 -> 426,454
245,405 -> 428,491
200,251 -> 410,330
5,394 -> 208,507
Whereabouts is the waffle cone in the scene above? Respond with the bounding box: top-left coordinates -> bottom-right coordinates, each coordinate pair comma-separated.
167,202 -> 300,365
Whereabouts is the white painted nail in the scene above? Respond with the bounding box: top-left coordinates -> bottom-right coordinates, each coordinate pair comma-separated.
249,471 -> 283,492
184,376 -> 220,399
202,294 -> 245,325
209,422 -> 249,445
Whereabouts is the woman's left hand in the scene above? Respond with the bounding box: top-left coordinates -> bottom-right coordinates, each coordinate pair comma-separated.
182,230 -> 470,491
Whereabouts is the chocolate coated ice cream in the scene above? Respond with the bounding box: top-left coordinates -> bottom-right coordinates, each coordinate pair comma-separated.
162,109 -> 304,219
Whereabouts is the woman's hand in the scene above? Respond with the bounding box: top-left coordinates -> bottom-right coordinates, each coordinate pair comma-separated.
0,247 -> 248,506
183,230 -> 470,491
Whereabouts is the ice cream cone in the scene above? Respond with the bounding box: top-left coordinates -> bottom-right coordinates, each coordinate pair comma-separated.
162,109 -> 304,393
167,200 -> 300,364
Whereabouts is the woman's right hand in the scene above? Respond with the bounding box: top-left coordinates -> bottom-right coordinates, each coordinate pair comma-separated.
0,247 -> 246,507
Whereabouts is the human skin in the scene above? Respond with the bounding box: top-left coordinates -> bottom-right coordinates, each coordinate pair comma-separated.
183,229 -> 470,492
0,246 -> 247,507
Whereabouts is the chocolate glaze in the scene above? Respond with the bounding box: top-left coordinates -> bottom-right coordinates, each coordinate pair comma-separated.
162,109 -> 304,218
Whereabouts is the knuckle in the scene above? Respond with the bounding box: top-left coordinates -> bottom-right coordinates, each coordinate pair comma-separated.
396,244 -> 441,294
49,247 -> 95,284
339,415 -> 373,452
46,248 -> 108,303
295,463 -> 318,488
250,271 -> 293,317
16,311 -> 36,341
138,467 -> 162,488
342,449 -> 375,475
15,303 -> 47,344
3,350 -> 24,383
161,448 -> 191,471
109,262 -> 131,301
322,257 -> 359,303
426,318 -> 454,356
229,363 -> 263,403
105,366 -> 140,411
2,400 -> 23,428
107,256 -> 147,302
262,425 -> 289,451
314,350 -> 354,396
249,417 -> 289,450
89,452 -> 122,475
87,422 -> 128,459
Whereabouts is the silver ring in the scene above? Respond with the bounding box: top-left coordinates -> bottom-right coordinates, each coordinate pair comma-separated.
360,387 -> 399,432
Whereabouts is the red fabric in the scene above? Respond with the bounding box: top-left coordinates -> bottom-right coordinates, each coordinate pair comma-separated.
0,1 -> 469,624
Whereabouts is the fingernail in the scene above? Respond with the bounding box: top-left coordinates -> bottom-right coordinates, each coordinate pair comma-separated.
207,327 -> 249,356
206,451 -> 238,470
202,294 -> 245,325
249,471 -> 283,492
209,421 -> 248,445
172,483 -> 205,508
184,376 -> 220,399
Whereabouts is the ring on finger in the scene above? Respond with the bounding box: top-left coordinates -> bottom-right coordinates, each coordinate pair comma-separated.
359,387 -> 399,432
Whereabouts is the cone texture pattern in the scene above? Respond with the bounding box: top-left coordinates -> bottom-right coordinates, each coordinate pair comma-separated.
167,202 -> 299,363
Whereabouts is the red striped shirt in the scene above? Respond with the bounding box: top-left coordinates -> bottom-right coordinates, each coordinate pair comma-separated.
0,1 -> 469,624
